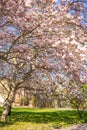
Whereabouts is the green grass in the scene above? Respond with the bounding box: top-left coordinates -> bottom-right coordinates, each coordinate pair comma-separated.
0,107 -> 87,130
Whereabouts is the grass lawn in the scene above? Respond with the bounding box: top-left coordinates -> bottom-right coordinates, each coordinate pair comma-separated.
0,107 -> 87,130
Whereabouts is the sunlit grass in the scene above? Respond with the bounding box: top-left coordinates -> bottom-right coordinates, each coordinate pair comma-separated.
0,107 -> 87,130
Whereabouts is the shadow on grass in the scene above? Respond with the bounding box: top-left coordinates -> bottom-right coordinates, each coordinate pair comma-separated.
0,108 -> 87,128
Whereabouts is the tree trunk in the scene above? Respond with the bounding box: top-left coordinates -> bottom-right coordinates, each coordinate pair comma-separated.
0,87 -> 16,121
77,107 -> 82,118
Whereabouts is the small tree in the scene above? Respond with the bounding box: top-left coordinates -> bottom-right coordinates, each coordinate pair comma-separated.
65,81 -> 86,117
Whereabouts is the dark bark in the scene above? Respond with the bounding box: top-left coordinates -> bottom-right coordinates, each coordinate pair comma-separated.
77,107 -> 82,118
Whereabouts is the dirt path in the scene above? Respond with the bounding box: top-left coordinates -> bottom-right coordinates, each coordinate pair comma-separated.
57,123 -> 87,130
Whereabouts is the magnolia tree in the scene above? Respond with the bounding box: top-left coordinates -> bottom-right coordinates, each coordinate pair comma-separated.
0,0 -> 87,121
